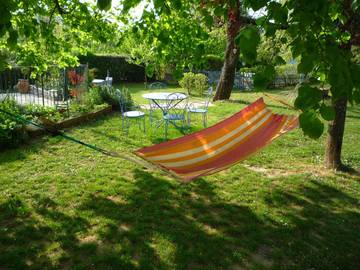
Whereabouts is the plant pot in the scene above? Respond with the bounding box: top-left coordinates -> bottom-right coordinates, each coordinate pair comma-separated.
69,88 -> 78,98
17,79 -> 30,94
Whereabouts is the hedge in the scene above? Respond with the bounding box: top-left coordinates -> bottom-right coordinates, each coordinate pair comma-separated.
79,54 -> 145,83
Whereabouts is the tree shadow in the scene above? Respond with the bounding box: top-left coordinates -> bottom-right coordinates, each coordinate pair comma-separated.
263,180 -> 360,269
77,169 -> 267,269
1,170 -> 360,269
0,136 -> 51,165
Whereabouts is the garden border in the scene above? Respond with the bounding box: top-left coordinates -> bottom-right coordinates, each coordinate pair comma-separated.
26,105 -> 113,137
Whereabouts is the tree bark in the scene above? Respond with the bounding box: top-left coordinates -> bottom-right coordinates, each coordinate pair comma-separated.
213,3 -> 241,101
325,97 -> 348,170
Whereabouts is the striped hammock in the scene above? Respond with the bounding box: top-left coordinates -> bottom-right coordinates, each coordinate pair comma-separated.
135,98 -> 298,182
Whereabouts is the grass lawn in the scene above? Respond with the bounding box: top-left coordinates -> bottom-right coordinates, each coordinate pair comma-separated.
1,85 -> 360,269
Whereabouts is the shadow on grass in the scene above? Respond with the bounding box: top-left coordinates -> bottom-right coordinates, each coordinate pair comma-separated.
1,171 -> 360,269
0,136 -> 51,165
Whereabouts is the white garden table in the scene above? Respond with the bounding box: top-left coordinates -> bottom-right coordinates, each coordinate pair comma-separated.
142,92 -> 188,128
92,79 -> 105,86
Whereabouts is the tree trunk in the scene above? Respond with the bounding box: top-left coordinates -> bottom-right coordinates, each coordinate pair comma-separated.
213,3 -> 241,101
325,97 -> 348,170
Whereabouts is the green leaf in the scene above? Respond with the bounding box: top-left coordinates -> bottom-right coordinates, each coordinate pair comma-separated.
294,85 -> 323,110
354,89 -> 360,104
268,2 -> 288,24
97,0 -> 112,11
7,29 -> 18,48
172,0 -> 182,10
297,54 -> 315,74
244,0 -> 267,11
157,30 -> 169,43
253,65 -> 276,89
145,64 -> 154,78
154,0 -> 165,10
256,16 -> 266,26
204,15 -> 213,28
274,56 -> 286,65
236,25 -> 260,64
320,104 -> 335,121
299,111 -> 324,139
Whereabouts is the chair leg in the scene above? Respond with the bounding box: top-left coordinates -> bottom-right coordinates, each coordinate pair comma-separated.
143,117 -> 146,133
126,117 -> 129,135
137,118 -> 141,130
164,120 -> 168,139
187,112 -> 191,126
202,113 -> 207,127
149,109 -> 153,126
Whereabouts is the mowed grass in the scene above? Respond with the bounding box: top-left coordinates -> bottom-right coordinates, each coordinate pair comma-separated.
0,85 -> 360,270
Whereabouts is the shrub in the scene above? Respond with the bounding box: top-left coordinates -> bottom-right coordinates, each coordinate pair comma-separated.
82,86 -> 134,111
193,73 -> 209,96
0,98 -> 27,148
114,87 -> 134,111
275,64 -> 298,76
23,104 -> 62,122
179,72 -> 209,96
69,100 -> 92,115
84,87 -> 104,108
204,54 -> 224,70
179,72 -> 195,95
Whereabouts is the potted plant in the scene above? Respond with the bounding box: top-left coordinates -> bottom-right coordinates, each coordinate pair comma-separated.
17,67 -> 30,94
68,69 -> 85,99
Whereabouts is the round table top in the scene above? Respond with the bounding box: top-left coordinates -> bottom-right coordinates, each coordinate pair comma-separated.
92,79 -> 105,84
142,92 -> 187,100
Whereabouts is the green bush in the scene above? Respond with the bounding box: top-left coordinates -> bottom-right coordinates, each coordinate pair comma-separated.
82,86 -> 134,111
79,54 -> 145,83
114,87 -> 134,111
179,72 -> 195,95
275,64 -> 298,76
69,100 -> 92,116
23,104 -> 62,122
240,66 -> 260,73
179,72 -> 209,96
0,99 -> 27,148
193,73 -> 209,96
84,87 -> 104,108
204,54 -> 224,70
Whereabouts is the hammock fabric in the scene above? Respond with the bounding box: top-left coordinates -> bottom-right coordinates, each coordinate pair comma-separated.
135,98 -> 299,182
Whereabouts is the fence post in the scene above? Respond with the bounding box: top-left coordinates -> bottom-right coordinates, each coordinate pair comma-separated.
41,74 -> 45,106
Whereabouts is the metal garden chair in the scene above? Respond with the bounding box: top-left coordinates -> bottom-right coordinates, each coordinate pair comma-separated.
105,77 -> 113,87
163,92 -> 188,139
115,89 -> 146,135
187,86 -> 213,127
149,100 -> 167,126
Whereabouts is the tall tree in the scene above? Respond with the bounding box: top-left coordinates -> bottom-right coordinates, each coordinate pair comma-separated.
245,0 -> 360,170
213,1 -> 242,100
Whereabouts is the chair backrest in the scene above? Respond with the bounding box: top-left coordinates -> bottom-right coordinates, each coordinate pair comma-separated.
204,86 -> 213,109
165,92 -> 188,116
105,77 -> 113,87
115,89 -> 126,114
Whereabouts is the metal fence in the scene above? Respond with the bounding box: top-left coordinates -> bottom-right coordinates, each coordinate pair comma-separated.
269,73 -> 305,88
0,64 -> 88,107
200,70 -> 305,90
